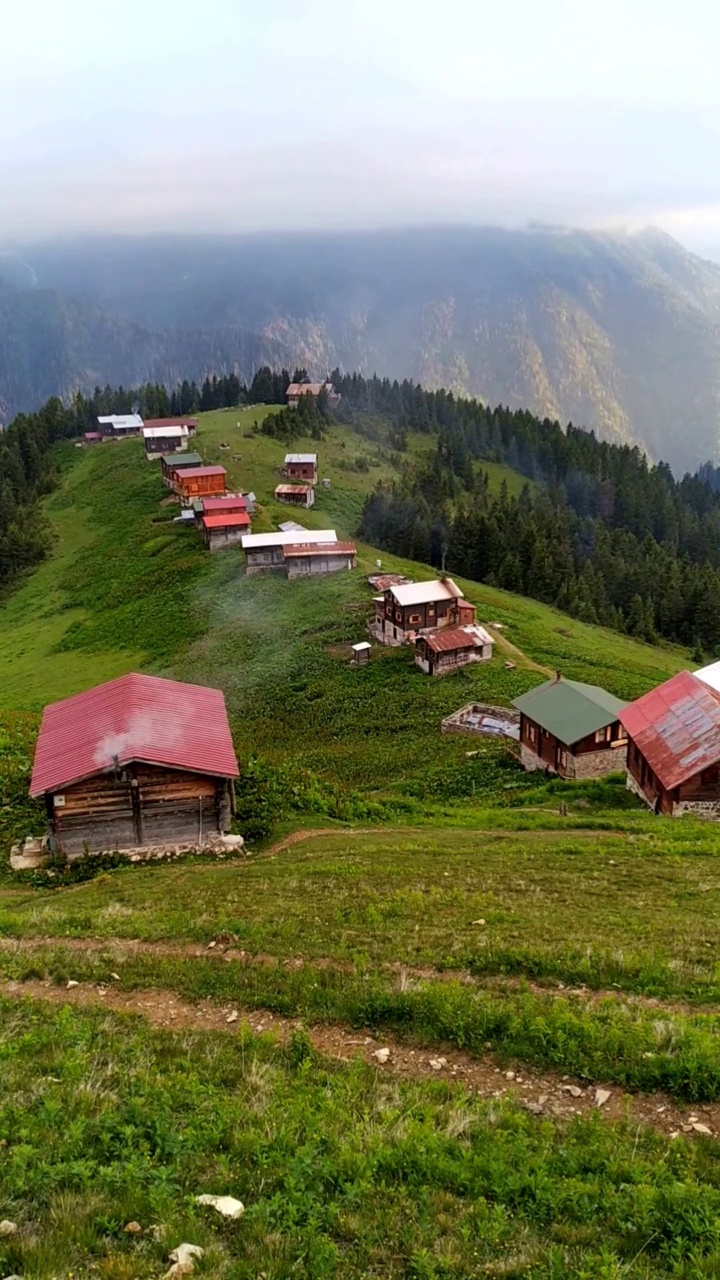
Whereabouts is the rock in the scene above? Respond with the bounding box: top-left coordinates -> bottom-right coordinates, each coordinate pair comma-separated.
207,940 -> 217,949
562,1085 -> 582,1098
0,1220 -> 18,1236
218,834 -> 245,850
110,973 -> 121,981
429,1057 -> 448,1071
505,1070 -> 516,1080
471,919 -> 486,926
66,980 -> 79,990
692,1122 -> 713,1135
594,1088 -> 611,1108
372,1047 -> 391,1064
165,1243 -> 205,1276
226,1011 -> 239,1024
196,1193 -> 245,1219
124,1220 -> 142,1233
525,1102 -> 544,1115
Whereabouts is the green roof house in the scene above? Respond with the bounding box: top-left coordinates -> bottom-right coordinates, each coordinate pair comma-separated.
512,676 -> 628,779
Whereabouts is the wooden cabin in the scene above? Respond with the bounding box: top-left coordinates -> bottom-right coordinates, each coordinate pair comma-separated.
241,529 -> 338,575
161,451 -> 203,487
193,494 -> 248,523
620,670 -> 720,818
144,416 -> 198,437
202,511 -> 251,551
415,625 -> 493,676
513,676 -> 627,778
283,452 -> 318,483
143,424 -> 189,456
174,465 -> 227,503
286,383 -> 338,409
373,578 -> 475,645
283,541 -> 356,579
274,483 -> 315,508
97,413 -> 144,438
30,674 -> 239,858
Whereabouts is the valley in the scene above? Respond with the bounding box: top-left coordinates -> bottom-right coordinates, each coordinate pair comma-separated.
3,410 -> 720,1277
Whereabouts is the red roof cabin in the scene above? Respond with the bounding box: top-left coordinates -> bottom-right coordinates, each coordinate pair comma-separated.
160,451 -> 204,487
174,465 -> 227,503
415,624 -> 494,676
620,670 -> 720,818
202,511 -> 251,551
274,483 -> 315,509
30,673 -> 239,858
283,452 -> 318,483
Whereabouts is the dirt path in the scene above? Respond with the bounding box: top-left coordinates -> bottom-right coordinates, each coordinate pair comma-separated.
0,934 -> 711,1017
486,625 -> 553,676
2,976 -> 715,1143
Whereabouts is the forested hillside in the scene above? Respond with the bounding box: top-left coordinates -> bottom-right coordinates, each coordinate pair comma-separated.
10,225 -> 720,469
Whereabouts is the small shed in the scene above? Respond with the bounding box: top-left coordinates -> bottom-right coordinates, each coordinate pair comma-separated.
513,676 -> 627,779
415,625 -> 494,676
161,451 -> 203,487
283,541 -> 357,579
202,511 -> 251,551
275,483 -> 315,509
30,673 -> 239,858
620,670 -> 720,817
351,642 -> 371,666
283,452 -> 318,483
174,465 -> 227,502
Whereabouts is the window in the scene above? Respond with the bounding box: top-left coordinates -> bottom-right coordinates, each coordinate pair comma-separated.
616,725 -> 628,741
427,606 -> 436,617
559,750 -> 568,769
395,611 -> 403,624
408,613 -> 422,624
595,726 -> 611,744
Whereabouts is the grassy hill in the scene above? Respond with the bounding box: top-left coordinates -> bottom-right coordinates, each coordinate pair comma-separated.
3,410 -> 719,1277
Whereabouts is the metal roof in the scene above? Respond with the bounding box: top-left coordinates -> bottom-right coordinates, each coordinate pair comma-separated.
97,414 -> 143,429
162,452 -> 203,469
283,541 -> 356,557
242,529 -> 336,550
175,465 -> 227,480
513,677 -> 626,746
286,386 -> 325,398
279,521 -> 307,532
390,578 -> 464,607
619,670 -> 720,790
143,425 -> 189,439
143,417 -> 198,428
30,673 -> 238,796
696,659 -> 720,694
421,624 -> 494,653
201,495 -> 248,512
275,484 -> 313,495
202,512 -> 251,529
284,453 -> 318,464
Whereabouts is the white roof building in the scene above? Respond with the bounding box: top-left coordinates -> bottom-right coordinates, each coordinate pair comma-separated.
389,578 -> 464,607
98,414 -> 144,432
241,529 -> 337,550
695,659 -> 720,694
143,425 -> 189,440
284,453 -> 318,465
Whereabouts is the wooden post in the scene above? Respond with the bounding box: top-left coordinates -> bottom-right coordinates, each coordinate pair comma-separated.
130,777 -> 143,845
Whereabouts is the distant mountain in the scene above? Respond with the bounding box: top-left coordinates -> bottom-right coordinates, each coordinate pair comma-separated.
0,274 -> 288,422
5,226 -> 720,471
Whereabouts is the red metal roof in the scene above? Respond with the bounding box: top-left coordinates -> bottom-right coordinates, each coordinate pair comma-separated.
275,484 -> 313,495
619,670 -> 720,790
176,466 -> 227,481
202,495 -> 247,513
84,431 -> 102,440
420,626 -> 492,653
143,417 -> 198,428
282,541 -> 356,557
30,673 -> 238,796
202,512 -> 251,529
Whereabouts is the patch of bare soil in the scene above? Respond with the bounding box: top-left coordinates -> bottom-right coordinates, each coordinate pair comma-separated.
2,977 -> 715,1142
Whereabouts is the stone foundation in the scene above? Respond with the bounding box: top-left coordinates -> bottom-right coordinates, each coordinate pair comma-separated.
568,745 -> 627,780
672,800 -> 720,821
10,832 -> 245,872
520,744 -> 549,772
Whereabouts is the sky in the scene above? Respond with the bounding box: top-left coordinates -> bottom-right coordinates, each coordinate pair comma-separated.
3,0 -> 720,249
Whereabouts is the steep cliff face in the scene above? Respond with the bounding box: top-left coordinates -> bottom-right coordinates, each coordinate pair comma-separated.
5,225 -> 720,470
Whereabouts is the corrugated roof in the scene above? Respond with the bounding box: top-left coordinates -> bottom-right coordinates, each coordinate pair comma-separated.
283,541 -> 356,557
286,386 -> 325,398
513,677 -> 626,746
84,432 -> 102,440
201,495 -> 248,513
143,417 -> 198,428
242,529 -> 336,550
163,452 -> 203,469
97,414 -> 144,429
175,466 -> 226,480
619,670 -> 720,789
279,521 -> 307,532
390,578 -> 464,607
696,659 -> 720,694
284,453 -> 318,464
421,625 -> 494,653
202,513 -> 251,529
30,673 -> 238,796
275,484 -> 313,495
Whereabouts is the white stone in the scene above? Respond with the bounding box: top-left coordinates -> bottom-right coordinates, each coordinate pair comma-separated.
196,1193 -> 245,1219
595,1089 -> 611,1108
66,980 -> 79,990
471,919 -> 486,926
372,1047 -> 391,1064
226,1011 -> 239,1024
429,1057 -> 448,1071
562,1085 -> 582,1098
692,1122 -> 713,1135
218,834 -> 245,850
167,1242 -> 205,1271
0,1220 -> 18,1236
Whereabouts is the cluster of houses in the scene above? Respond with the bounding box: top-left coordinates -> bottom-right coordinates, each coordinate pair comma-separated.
86,413 -> 199,454
274,453 -> 320,509
371,575 -> 495,677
